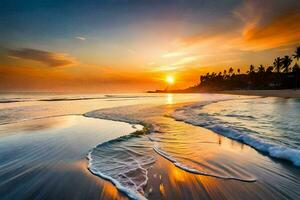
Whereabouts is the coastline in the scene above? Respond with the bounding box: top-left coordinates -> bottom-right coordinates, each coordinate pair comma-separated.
84,99 -> 300,199
1,94 -> 300,200
149,89 -> 300,98
217,89 -> 300,98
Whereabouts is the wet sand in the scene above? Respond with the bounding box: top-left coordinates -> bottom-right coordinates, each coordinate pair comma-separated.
1,98 -> 300,200
0,116 -> 132,200
145,133 -> 300,200
220,89 -> 300,98
86,102 -> 300,200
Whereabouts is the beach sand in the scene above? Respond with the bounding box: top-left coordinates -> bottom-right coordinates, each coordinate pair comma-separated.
219,89 -> 300,98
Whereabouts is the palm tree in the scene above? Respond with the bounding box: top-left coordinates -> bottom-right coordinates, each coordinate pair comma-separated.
258,65 -> 265,73
292,63 -> 300,72
200,75 -> 204,83
211,72 -> 216,78
229,67 -> 234,75
273,57 -> 282,73
281,55 -> 292,73
293,47 -> 300,61
266,66 -> 274,73
248,65 -> 255,74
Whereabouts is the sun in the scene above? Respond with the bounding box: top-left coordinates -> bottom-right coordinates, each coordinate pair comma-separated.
166,75 -> 175,85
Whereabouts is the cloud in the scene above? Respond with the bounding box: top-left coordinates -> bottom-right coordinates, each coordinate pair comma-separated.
231,0 -> 300,50
8,48 -> 78,67
232,0 -> 265,36
241,11 -> 300,50
75,36 -> 86,41
162,52 -> 187,58
177,0 -> 300,52
172,55 -> 200,66
151,65 -> 181,72
147,61 -> 156,65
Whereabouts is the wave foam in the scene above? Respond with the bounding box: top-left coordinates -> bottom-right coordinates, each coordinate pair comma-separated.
172,102 -> 300,167
85,109 -> 155,200
87,131 -> 155,200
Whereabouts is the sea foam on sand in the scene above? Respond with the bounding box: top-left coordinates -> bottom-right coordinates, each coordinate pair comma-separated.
172,101 -> 300,167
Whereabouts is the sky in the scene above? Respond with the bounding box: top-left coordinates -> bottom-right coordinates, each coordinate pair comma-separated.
0,0 -> 299,92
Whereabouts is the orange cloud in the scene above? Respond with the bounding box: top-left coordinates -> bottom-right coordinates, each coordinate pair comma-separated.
178,1 -> 300,52
0,63 -> 165,92
8,48 -> 78,67
242,11 -> 300,50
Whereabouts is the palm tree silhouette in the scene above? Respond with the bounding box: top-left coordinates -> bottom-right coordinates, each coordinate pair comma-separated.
292,63 -> 300,72
281,55 -> 292,73
228,67 -> 234,75
258,65 -> 265,73
249,65 -> 255,74
189,46 -> 300,92
293,47 -> 300,61
273,57 -> 282,73
266,66 -> 274,73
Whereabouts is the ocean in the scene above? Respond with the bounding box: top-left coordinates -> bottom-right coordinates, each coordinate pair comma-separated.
0,93 -> 299,200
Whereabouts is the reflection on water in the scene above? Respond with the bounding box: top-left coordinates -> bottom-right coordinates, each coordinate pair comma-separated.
86,100 -> 300,199
1,93 -> 300,200
0,116 -> 75,136
0,93 -> 207,125
166,94 -> 173,105
201,97 -> 300,149
0,115 -> 139,200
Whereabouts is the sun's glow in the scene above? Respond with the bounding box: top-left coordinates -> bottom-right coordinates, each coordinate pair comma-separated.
166,75 -> 175,85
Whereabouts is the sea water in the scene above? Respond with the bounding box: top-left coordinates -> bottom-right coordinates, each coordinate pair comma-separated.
0,93 -> 300,200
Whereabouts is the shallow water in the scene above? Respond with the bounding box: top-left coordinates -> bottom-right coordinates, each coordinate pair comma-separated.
0,115 -> 140,200
201,97 -> 300,150
173,97 -> 300,166
1,93 -> 300,200
86,97 -> 300,199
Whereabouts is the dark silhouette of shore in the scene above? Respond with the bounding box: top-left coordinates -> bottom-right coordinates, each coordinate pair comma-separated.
149,47 -> 300,93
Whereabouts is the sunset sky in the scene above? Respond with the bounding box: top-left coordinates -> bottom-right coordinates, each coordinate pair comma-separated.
1,0 -> 300,92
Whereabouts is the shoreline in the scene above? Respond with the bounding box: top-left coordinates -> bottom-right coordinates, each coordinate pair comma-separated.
217,89 -> 300,98
149,89 -> 300,98
84,100 -> 300,199
1,95 -> 300,200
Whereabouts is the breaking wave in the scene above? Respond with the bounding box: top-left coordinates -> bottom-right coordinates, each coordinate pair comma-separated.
172,99 -> 300,167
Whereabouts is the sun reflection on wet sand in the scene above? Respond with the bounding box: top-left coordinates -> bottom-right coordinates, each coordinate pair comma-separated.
1,95 -> 300,200
96,102 -> 300,199
0,115 -> 135,200
71,160 -> 128,200
145,153 -> 292,200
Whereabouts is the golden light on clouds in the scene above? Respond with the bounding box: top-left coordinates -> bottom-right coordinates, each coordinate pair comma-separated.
0,0 -> 299,92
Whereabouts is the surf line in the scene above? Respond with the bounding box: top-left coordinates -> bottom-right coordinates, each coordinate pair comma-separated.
153,145 -> 257,183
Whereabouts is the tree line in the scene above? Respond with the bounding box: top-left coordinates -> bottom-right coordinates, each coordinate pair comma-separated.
196,47 -> 300,91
